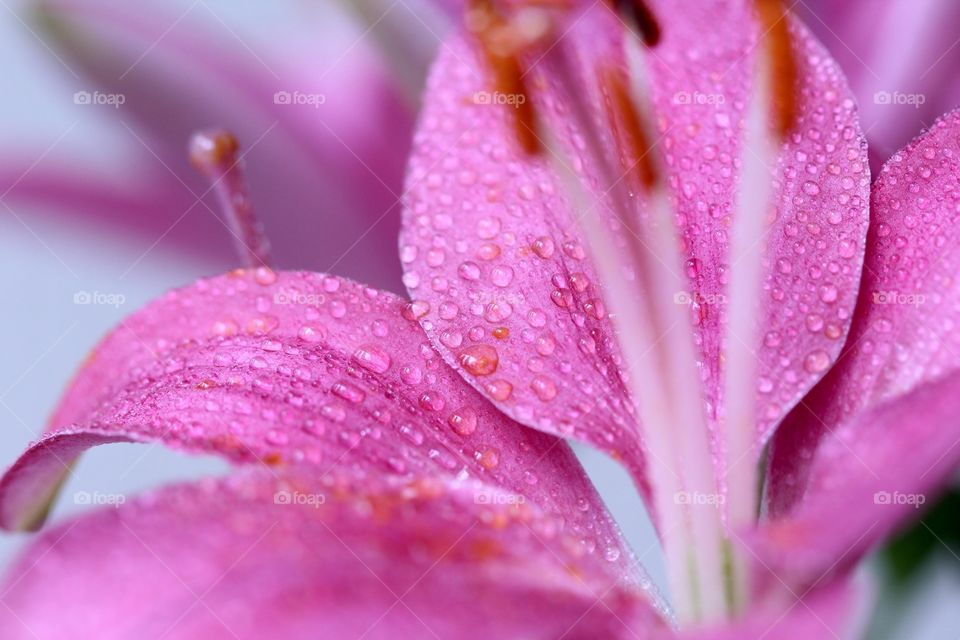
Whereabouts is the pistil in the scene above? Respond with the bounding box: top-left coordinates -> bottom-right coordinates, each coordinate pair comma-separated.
534,27 -> 730,622
189,130 -> 272,269
721,0 -> 799,608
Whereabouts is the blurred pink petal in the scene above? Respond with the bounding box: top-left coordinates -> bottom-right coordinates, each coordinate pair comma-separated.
399,0 -> 869,499
0,269 -> 642,587
0,469 -> 669,639
13,0 -> 416,289
0,161 -> 178,235
799,0 -> 960,168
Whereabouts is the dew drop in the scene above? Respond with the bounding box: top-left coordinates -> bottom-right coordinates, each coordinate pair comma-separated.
332,381 -> 365,403
448,408 -> 478,436
353,344 -> 392,374
531,375 -> 558,401
803,350 -> 831,373
458,344 -> 499,376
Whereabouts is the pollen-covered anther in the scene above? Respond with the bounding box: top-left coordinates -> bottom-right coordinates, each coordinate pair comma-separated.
754,0 -> 798,137
607,0 -> 661,46
599,66 -> 660,189
467,0 -> 554,155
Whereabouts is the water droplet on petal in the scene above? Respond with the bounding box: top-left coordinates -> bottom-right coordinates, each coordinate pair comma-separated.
353,344 -> 392,374
531,375 -> 558,401
803,350 -> 831,373
458,344 -> 499,376
332,381 -> 365,403
448,408 -> 478,436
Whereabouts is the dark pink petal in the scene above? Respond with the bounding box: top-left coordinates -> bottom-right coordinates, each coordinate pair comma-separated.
32,0 -> 410,289
767,109 -> 960,515
399,1 -> 869,491
0,270 -> 643,588
752,369 -> 960,588
0,469 -> 669,639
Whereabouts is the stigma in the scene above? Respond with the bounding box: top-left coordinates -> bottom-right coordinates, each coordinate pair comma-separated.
189,130 -> 272,269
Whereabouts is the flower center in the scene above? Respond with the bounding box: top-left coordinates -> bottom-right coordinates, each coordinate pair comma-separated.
465,0 -> 800,626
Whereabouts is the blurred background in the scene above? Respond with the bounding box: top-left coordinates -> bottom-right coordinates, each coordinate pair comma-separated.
0,1 -> 958,637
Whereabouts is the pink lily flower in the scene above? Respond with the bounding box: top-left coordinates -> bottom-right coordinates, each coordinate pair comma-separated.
2,0 -> 959,637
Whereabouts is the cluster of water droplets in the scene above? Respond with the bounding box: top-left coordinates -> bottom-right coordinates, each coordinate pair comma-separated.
58,267 -> 638,569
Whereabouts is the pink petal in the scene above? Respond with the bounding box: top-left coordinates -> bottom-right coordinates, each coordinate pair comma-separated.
0,469 -> 669,639
33,0 -> 410,289
0,161 -> 192,247
799,0 -> 960,168
399,2 -> 869,491
753,110 -> 960,585
0,270 -> 644,588
767,108 -> 960,516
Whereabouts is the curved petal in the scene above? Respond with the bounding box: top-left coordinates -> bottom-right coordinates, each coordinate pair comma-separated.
0,469 -> 670,639
0,269 -> 644,591
399,1 -> 869,492
34,0 -> 410,290
767,108 -> 960,515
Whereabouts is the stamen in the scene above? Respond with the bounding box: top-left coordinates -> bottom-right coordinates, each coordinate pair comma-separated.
189,130 -> 272,269
754,0 -> 797,137
720,7 -> 793,611
467,0 -> 550,154
599,65 -> 659,189
607,0 -> 661,46
539,37 -> 729,623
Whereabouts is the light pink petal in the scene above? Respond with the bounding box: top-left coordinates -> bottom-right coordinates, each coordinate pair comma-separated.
399,1 -> 869,491
0,269 -> 645,590
767,108 -> 960,515
751,369 -> 960,588
0,469 -> 669,639
35,0 -> 410,289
